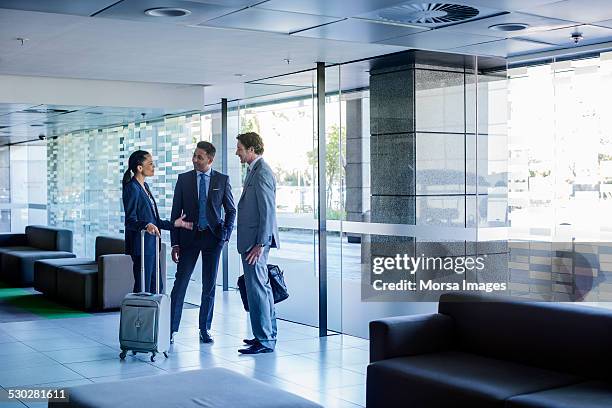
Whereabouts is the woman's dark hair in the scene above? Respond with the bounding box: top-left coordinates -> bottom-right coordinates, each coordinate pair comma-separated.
122,150 -> 150,186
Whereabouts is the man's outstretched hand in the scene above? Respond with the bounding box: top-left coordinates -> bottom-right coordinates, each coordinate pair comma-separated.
174,213 -> 193,230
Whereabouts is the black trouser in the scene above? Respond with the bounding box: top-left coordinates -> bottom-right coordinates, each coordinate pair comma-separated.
131,253 -> 162,294
170,228 -> 224,333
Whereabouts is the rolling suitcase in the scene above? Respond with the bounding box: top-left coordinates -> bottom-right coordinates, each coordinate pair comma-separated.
119,230 -> 170,362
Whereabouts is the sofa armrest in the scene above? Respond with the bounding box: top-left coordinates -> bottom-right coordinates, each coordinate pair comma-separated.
0,233 -> 27,247
369,313 -> 454,363
98,254 -> 133,310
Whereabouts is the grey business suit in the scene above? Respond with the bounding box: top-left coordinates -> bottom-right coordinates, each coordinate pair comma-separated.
237,157 -> 280,349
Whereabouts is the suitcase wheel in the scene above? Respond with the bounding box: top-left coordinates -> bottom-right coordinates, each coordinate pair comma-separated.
132,351 -> 137,356
150,353 -> 156,362
119,350 -> 127,360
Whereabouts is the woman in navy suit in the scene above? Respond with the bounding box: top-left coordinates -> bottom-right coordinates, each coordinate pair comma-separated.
122,150 -> 192,293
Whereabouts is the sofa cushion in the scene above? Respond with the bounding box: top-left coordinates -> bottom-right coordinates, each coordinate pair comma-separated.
366,351 -> 580,408
56,264 -> 98,310
48,367 -> 322,408
0,233 -> 27,247
438,293 -> 612,380
25,226 -> 73,252
506,381 -> 612,408
1,250 -> 76,286
0,246 -> 35,255
34,258 -> 94,297
95,236 -> 125,259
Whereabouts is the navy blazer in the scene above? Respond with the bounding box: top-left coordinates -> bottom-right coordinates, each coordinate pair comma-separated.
170,169 -> 236,247
122,178 -> 173,257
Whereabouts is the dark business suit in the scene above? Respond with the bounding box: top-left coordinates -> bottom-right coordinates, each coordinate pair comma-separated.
169,169 -> 236,333
122,178 -> 172,293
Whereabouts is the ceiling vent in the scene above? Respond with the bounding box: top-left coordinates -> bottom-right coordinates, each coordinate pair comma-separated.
375,3 -> 479,25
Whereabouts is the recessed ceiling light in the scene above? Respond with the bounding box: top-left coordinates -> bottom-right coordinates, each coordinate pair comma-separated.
488,23 -> 530,32
144,7 -> 191,17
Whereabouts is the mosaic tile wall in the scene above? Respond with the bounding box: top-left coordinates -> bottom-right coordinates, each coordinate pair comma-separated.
508,241 -> 612,302
48,113 -> 214,258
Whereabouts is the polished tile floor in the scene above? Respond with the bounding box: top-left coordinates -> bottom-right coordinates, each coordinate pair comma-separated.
0,290 -> 368,407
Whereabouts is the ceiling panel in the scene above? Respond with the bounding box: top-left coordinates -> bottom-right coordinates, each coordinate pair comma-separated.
594,19 -> 612,29
0,104 -> 33,116
378,28 -> 501,50
0,0 -> 119,16
356,2 -> 504,29
95,0 -> 238,25
523,0 -> 612,24
450,38 -> 554,57
516,24 -> 612,47
0,8 -> 406,87
255,0 -> 411,18
454,0 -> 562,13
293,18 -> 428,43
203,8 -> 342,34
190,0 -> 261,6
443,12 -> 576,39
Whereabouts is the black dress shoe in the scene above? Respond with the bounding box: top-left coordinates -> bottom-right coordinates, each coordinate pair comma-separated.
243,338 -> 259,346
238,343 -> 273,354
199,330 -> 214,343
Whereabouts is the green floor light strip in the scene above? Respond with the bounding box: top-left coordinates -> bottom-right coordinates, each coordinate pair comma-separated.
0,283 -> 90,320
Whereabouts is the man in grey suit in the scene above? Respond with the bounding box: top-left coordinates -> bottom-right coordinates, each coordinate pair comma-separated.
235,132 -> 280,354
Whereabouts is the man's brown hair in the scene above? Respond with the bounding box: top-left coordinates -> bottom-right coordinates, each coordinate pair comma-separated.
196,141 -> 216,158
236,132 -> 264,155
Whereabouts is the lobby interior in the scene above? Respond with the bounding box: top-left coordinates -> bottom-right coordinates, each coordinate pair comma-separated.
2,1 -> 612,407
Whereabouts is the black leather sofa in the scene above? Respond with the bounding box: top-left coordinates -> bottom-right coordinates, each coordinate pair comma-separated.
367,293 -> 612,408
0,226 -> 75,286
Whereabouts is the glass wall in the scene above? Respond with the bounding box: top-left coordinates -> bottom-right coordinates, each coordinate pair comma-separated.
235,73 -> 320,327
48,113 -> 214,260
216,52 -> 508,337
330,53 -> 509,337
0,146 -> 9,232
1,143 -> 47,233
508,53 -> 612,242
38,48 -> 612,335
506,54 -> 612,302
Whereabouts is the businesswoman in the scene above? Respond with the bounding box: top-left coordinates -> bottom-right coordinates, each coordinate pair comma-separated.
122,150 -> 192,293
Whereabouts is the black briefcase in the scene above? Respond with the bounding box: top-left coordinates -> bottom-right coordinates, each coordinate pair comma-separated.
237,274 -> 249,311
237,264 -> 289,312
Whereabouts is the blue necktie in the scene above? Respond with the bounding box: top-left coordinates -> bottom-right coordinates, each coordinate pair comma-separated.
198,173 -> 208,230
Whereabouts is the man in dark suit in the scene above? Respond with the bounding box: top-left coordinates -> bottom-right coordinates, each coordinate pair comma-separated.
169,141 -> 236,343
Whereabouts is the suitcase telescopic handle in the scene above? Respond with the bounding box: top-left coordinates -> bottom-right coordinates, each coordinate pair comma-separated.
140,229 -> 161,294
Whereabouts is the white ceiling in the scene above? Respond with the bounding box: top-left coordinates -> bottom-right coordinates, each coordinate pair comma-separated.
2,0 -> 612,87
1,0 -> 612,144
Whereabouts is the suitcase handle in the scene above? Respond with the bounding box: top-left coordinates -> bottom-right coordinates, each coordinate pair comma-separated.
140,229 -> 160,294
